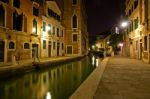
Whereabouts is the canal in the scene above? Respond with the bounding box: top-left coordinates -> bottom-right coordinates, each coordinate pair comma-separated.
0,56 -> 100,99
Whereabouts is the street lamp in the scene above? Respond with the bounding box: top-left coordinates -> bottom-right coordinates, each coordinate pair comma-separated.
46,25 -> 51,32
121,21 -> 128,28
32,27 -> 36,33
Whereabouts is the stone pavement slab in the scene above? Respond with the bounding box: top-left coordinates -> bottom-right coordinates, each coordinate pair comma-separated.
94,57 -> 150,99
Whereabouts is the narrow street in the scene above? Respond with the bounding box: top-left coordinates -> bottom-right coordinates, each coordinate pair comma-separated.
94,56 -> 150,99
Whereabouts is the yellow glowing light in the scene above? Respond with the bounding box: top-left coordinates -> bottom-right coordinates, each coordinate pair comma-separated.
46,26 -> 51,32
46,92 -> 52,99
92,56 -> 95,66
32,28 -> 36,33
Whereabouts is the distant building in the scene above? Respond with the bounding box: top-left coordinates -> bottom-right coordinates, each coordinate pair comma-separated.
95,35 -> 112,56
62,0 -> 89,56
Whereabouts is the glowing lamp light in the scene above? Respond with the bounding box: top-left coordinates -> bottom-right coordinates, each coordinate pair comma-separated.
119,43 -> 123,47
32,27 -> 36,33
92,56 -> 95,66
121,21 -> 128,28
107,41 -> 110,44
46,26 -> 51,32
46,92 -> 52,99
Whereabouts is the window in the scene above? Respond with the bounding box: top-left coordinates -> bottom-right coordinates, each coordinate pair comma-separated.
62,43 -> 64,50
13,0 -> 20,8
48,8 -> 61,21
24,43 -> 30,49
24,15 -> 27,32
0,0 -> 9,3
9,42 -> 15,49
48,24 -> 51,35
43,22 -> 46,32
33,19 -> 37,34
134,18 -> 138,29
33,7 -> 39,16
72,15 -> 77,28
53,42 -> 55,49
129,9 -> 131,16
134,0 -> 138,9
43,40 -> 46,49
72,0 -> 77,5
0,5 -> 5,27
73,34 -> 78,42
62,30 -> 64,37
53,26 -> 55,35
57,28 -> 59,37
136,41 -> 138,50
67,46 -> 72,54
144,36 -> 147,51
13,11 -> 23,31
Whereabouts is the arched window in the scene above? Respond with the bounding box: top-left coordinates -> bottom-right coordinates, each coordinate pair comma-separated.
9,42 -> 15,49
72,15 -> 77,28
13,0 -> 20,8
72,0 -> 77,5
24,43 -> 30,49
0,5 -> 5,27
33,19 -> 37,34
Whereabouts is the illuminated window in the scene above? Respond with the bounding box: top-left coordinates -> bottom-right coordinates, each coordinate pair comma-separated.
48,24 -> 51,35
33,19 -> 37,34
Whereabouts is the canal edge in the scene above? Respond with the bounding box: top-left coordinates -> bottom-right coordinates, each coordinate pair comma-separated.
0,55 -> 85,78
69,57 -> 109,99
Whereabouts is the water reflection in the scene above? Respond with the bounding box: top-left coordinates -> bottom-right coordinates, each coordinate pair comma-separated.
0,56 -> 100,99
92,56 -> 100,67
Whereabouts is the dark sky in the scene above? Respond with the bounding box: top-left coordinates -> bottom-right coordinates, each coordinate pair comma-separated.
85,0 -> 125,36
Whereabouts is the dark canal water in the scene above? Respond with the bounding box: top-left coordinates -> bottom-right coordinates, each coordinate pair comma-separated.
0,56 -> 100,99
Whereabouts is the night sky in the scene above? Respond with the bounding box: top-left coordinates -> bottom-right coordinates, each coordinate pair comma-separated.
85,0 -> 125,36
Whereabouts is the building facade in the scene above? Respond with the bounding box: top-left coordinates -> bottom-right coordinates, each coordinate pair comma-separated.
0,0 -> 65,63
62,0 -> 88,56
124,0 -> 150,62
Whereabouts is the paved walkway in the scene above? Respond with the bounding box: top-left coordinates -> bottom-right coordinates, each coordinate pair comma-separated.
94,56 -> 150,99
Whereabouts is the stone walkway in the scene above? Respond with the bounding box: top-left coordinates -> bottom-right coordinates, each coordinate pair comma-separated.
94,56 -> 150,99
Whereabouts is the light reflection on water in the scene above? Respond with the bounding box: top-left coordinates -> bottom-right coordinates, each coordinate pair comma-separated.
0,56 -> 101,99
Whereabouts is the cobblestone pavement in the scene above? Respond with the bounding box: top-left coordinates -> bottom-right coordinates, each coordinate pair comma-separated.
94,56 -> 150,99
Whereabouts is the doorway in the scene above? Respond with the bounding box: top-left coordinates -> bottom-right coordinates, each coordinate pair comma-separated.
48,41 -> 51,57
32,44 -> 38,58
57,43 -> 60,56
0,41 -> 4,62
139,42 -> 142,59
